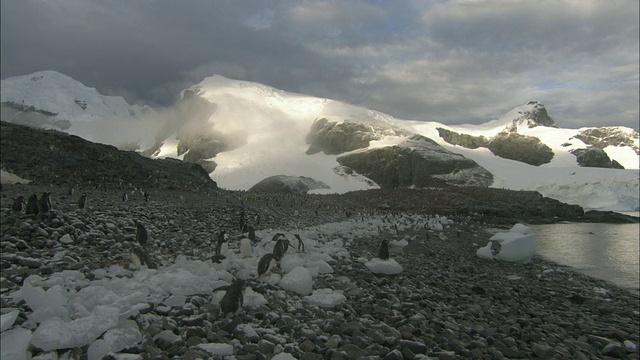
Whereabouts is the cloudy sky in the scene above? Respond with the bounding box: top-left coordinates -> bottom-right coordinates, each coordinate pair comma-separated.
1,0 -> 638,130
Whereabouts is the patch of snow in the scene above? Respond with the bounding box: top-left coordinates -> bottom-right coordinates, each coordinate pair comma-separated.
304,289 -> 347,308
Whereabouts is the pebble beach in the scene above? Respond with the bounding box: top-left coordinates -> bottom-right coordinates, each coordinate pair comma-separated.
1,184 -> 639,360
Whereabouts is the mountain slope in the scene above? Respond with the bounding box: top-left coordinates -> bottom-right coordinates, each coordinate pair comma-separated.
1,72 -> 638,211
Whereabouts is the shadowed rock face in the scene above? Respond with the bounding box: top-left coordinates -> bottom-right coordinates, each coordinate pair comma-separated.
512,100 -> 558,129
571,147 -> 625,169
336,135 -> 493,188
487,132 -> 555,166
248,175 -> 330,194
437,128 -> 489,149
305,118 -> 405,155
0,121 -> 217,191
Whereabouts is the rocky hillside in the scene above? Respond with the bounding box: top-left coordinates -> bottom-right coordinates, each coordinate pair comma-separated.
0,121 -> 217,192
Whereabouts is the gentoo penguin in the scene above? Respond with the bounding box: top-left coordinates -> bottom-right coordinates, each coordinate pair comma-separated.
130,245 -> 157,269
293,234 -> 305,253
26,194 -> 39,215
273,238 -> 290,261
39,192 -> 52,213
271,233 -> 285,242
378,239 -> 390,260
135,221 -> 148,245
144,191 -> 150,202
78,194 -> 87,209
122,193 -> 128,202
12,196 -> 24,212
216,230 -> 229,256
219,279 -> 245,319
239,237 -> 252,258
245,226 -> 257,243
257,253 -> 278,278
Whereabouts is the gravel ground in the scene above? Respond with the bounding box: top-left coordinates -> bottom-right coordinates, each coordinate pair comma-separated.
1,183 -> 639,360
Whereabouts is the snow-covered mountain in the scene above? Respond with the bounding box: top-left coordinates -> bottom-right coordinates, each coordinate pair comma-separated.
1,71 -> 638,211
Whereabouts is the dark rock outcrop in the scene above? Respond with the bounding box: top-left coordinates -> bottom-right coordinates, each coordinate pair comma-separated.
336,135 -> 493,188
0,121 -> 217,191
509,100 -> 558,129
571,147 -> 625,169
437,128 -> 489,149
572,127 -> 639,155
487,132 -> 554,166
305,118 -> 405,155
249,175 -> 330,194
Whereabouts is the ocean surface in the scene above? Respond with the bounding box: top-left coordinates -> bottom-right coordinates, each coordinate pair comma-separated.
531,216 -> 639,291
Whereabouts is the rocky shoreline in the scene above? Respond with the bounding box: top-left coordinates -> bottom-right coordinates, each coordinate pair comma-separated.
1,184 -> 639,359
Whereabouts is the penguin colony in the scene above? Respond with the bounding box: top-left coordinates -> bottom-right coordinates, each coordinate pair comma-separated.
7,188 -> 405,322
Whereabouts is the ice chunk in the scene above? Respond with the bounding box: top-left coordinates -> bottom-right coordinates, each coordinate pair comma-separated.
280,255 -> 305,273
493,233 -> 536,264
365,258 -> 403,275
510,223 -> 533,234
306,259 -> 333,277
243,287 -> 268,309
31,306 -> 120,351
304,289 -> 347,308
279,267 -> 313,295
1,327 -> 32,359
164,295 -> 187,307
476,242 -> 494,260
1,310 -> 20,332
197,343 -> 234,356
87,320 -> 143,360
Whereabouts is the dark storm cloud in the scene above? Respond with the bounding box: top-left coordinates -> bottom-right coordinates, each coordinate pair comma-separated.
1,0 -> 638,130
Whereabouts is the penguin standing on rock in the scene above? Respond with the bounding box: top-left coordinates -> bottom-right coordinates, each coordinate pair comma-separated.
273,238 -> 290,261
12,196 -> 24,212
26,194 -> 39,215
293,234 -> 305,253
216,231 -> 229,256
239,237 -> 252,258
257,253 -> 278,278
122,193 -> 128,202
378,240 -> 390,260
78,194 -> 87,209
130,245 -> 157,269
219,279 -> 245,319
135,221 -> 148,245
39,192 -> 52,213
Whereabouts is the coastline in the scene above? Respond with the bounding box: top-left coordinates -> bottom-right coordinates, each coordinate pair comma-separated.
1,184 -> 639,359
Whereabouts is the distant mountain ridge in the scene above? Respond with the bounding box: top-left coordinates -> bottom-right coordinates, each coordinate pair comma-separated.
1,71 -> 638,211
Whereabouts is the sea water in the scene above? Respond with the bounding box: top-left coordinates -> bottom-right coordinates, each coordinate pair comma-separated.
531,218 -> 639,291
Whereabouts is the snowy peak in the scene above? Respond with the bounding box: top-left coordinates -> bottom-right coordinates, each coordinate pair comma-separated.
509,100 -> 558,129
1,70 -> 148,122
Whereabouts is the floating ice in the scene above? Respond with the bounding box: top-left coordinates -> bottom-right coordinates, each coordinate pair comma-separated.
279,267 -> 313,295
197,343 -> 234,356
1,326 -> 32,360
365,258 -> 403,275
304,288 -> 347,308
31,306 -> 120,351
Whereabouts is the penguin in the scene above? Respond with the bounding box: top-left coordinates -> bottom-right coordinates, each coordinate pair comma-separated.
68,186 -> 75,196
135,221 -> 148,245
78,194 -> 87,209
257,253 -> 278,278
219,279 -> 245,319
246,226 -> 257,243
273,238 -> 290,261
254,213 -> 260,225
271,233 -> 285,242
39,192 -> 52,213
144,191 -> 150,202
238,210 -> 246,230
293,234 -> 305,253
378,239 -> 390,260
216,230 -> 229,256
239,237 -> 252,258
130,245 -> 157,269
12,196 -> 24,212
26,194 -> 39,215
122,193 -> 128,202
